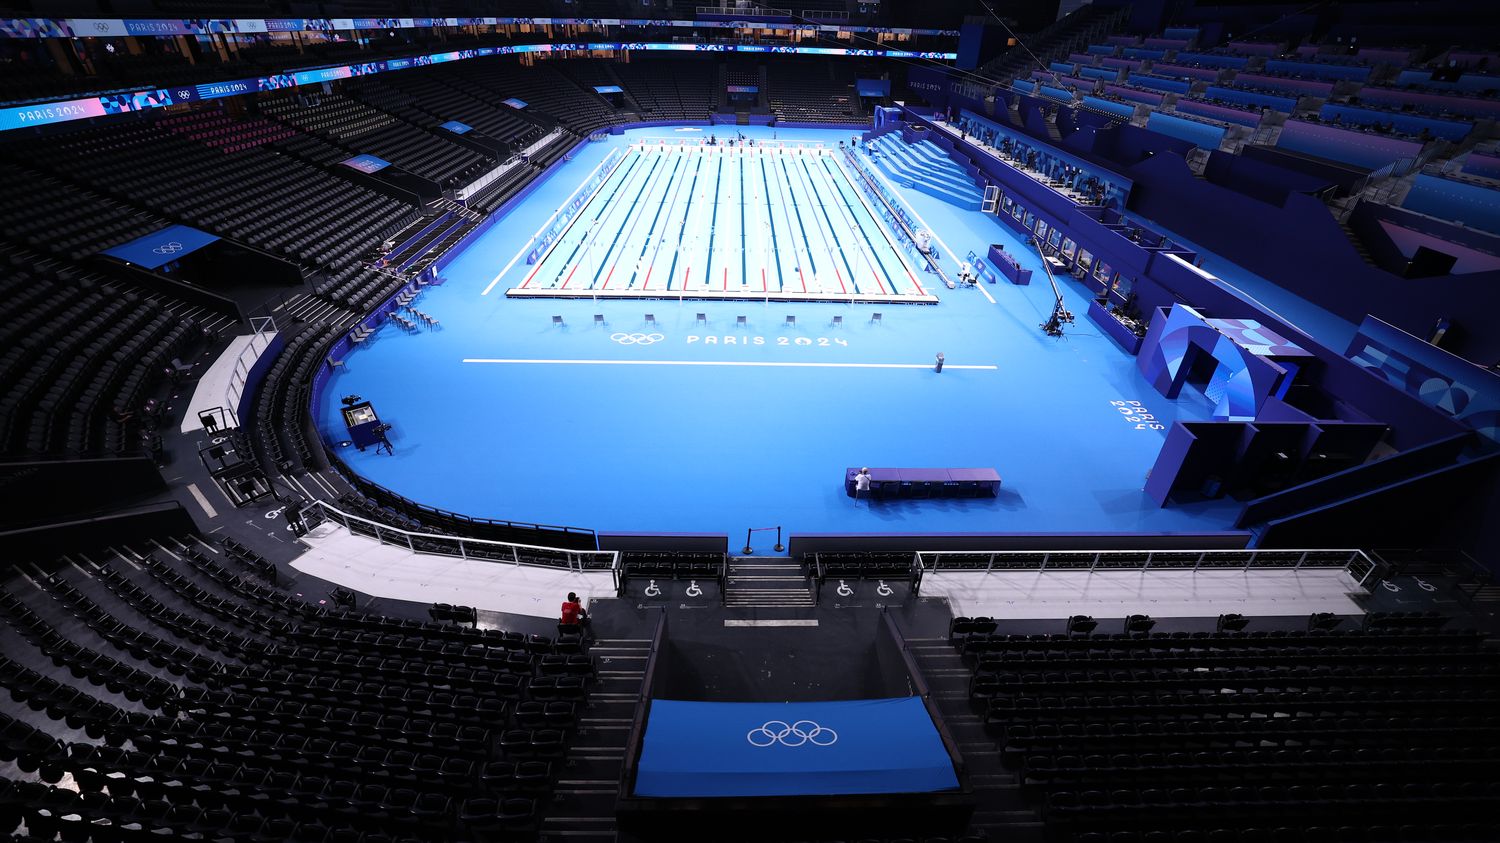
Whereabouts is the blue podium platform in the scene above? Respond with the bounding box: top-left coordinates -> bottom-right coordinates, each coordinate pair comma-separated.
634,697 -> 960,798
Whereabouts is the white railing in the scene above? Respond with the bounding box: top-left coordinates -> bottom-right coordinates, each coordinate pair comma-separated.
224,315 -> 276,427
520,145 -> 625,267
697,4 -> 794,18
842,148 -> 954,288
302,498 -> 621,588
457,158 -> 523,200
916,548 -> 1378,587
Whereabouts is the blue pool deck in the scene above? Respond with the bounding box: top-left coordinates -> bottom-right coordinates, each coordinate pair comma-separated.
320,125 -> 1244,544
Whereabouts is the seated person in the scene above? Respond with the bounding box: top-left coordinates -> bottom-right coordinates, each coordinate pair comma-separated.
561,592 -> 590,634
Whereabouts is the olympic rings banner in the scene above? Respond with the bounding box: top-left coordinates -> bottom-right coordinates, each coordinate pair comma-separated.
0,17 -> 958,40
100,223 -> 219,269
0,41 -> 957,134
634,697 -> 959,798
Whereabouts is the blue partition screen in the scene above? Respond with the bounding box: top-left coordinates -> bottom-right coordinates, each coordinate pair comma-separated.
1205,86 -> 1296,112
1147,112 -> 1226,150
1318,104 -> 1470,142
1083,96 -> 1135,118
635,698 -> 959,798
1401,174 -> 1500,236
1128,74 -> 1191,94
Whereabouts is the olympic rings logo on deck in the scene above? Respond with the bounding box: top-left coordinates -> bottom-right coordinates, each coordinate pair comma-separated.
152,242 -> 185,255
610,332 -> 664,345
746,720 -> 838,748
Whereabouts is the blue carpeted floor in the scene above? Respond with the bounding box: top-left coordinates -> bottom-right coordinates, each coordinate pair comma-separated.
319,126 -> 1243,544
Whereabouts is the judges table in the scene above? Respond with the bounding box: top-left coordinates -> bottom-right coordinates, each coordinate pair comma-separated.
845,467 -> 1001,499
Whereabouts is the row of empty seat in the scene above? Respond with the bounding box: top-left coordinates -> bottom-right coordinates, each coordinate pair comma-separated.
0,247 -> 202,459
946,622 -> 1500,843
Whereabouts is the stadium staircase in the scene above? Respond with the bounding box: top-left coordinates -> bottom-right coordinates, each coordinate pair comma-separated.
869,135 -> 986,210
543,636 -> 649,842
724,558 -> 816,608
904,630 -> 1046,843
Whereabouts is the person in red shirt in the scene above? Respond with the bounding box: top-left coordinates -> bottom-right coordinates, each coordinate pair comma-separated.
561,592 -> 588,628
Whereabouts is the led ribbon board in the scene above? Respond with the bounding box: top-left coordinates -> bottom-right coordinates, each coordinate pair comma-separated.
0,43 -> 957,133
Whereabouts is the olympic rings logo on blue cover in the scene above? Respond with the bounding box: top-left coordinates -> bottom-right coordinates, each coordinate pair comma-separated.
746,720 -> 838,747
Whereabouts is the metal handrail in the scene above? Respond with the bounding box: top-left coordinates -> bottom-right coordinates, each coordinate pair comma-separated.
303,498 -> 620,589
916,548 -> 1379,587
842,148 -> 953,288
224,315 -> 276,427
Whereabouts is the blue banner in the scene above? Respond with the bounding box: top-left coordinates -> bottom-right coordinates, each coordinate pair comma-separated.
503,98 -> 527,109
635,698 -> 959,798
593,85 -> 624,94
102,224 -> 218,269
439,120 -> 473,134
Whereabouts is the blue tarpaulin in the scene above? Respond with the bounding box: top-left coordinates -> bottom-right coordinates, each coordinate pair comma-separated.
635,698 -> 959,798
102,224 -> 219,269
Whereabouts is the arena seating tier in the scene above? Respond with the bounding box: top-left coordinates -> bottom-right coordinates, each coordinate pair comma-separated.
0,537 -> 595,842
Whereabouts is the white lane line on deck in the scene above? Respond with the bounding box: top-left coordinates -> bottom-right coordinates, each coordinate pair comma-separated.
481,243 -> 533,296
186,483 -> 218,519
724,619 -> 820,627
462,358 -> 998,370
976,281 -> 997,304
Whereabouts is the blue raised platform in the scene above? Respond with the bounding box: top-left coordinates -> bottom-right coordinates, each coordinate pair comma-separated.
635,697 -> 960,798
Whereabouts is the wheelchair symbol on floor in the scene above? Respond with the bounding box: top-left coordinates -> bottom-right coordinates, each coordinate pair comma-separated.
1380,580 -> 1401,592
685,580 -> 703,598
264,507 -> 286,520
1413,577 -> 1437,592
836,580 -> 853,597
644,579 -> 662,598
876,580 -> 894,597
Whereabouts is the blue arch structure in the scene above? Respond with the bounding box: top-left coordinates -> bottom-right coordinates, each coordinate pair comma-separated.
1138,305 -> 1292,421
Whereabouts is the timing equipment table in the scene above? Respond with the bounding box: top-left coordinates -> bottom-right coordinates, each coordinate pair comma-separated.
845,467 -> 1001,499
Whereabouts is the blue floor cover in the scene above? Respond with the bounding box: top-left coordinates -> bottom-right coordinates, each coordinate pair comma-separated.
321,126 -> 1248,544
634,697 -> 960,798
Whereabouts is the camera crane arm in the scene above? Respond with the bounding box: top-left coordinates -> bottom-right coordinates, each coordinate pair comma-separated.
1030,236 -> 1074,337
